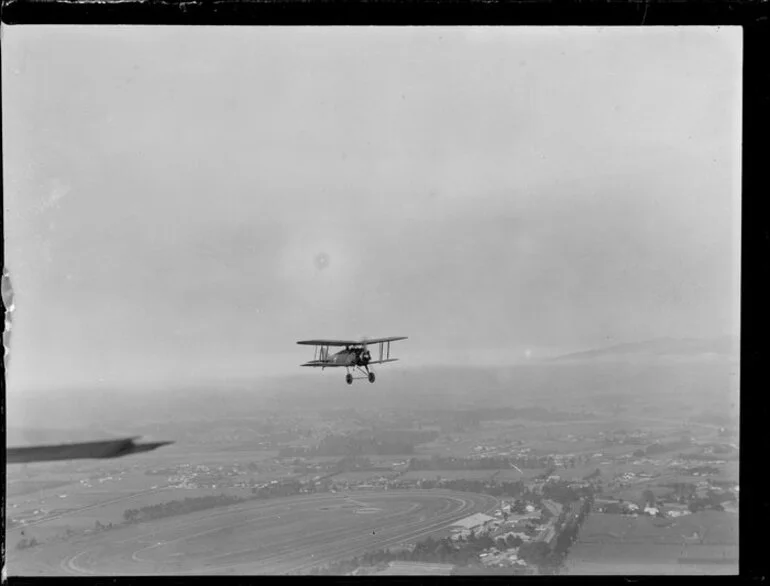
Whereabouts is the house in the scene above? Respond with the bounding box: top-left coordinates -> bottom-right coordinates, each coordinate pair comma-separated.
542,499 -> 563,518
450,529 -> 471,541
451,513 -> 496,532
667,510 -> 690,518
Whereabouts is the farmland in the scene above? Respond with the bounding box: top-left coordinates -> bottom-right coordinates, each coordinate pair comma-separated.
566,511 -> 738,574
401,470 -> 500,481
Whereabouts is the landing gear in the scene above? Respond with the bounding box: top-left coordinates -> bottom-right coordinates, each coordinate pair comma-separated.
346,364 -> 376,385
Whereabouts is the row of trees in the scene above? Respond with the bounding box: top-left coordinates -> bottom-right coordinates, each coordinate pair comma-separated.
688,490 -> 737,513
252,479 -> 303,499
123,494 -> 245,524
15,537 -> 40,550
414,477 -> 536,500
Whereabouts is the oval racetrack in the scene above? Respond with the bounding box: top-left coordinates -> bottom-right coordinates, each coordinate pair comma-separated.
45,490 -> 498,575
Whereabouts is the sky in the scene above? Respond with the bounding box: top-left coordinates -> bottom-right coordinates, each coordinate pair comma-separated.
3,26 -> 742,391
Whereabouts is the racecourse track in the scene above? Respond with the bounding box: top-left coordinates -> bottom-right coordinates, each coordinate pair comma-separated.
14,490 -> 498,575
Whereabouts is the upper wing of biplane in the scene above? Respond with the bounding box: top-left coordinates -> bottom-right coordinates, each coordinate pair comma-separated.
6,437 -> 174,464
357,336 -> 408,345
297,336 -> 407,347
297,339 -> 360,347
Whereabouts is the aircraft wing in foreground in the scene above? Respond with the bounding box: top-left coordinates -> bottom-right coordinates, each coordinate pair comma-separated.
6,437 -> 174,464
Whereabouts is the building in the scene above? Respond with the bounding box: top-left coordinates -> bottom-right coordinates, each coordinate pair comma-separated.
451,513 -> 496,532
450,528 -> 472,541
542,499 -> 563,518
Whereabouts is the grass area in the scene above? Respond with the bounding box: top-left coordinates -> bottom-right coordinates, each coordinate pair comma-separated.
576,511 -> 738,547
569,542 -> 684,565
6,479 -> 76,498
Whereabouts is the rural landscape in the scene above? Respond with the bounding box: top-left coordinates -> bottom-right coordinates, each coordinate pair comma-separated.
5,24 -> 741,578
7,337 -> 739,576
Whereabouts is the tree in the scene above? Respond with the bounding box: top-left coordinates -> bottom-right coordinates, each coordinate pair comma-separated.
506,534 -> 524,548
643,489 -> 656,507
519,541 -> 550,566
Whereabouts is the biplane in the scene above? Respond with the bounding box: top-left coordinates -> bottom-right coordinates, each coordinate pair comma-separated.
297,336 -> 407,384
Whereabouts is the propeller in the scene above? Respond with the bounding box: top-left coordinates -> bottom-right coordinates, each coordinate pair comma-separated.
358,335 -> 372,366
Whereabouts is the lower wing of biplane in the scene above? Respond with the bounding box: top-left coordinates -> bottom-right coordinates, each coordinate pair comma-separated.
6,437 -> 174,464
297,336 -> 407,384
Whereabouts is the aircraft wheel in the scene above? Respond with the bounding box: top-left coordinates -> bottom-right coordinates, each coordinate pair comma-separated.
346,373 -> 353,385
368,372 -> 376,383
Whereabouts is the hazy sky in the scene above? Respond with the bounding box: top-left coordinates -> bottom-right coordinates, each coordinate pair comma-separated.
3,26 -> 741,391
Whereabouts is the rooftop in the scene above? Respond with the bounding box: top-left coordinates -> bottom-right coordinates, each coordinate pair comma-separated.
451,513 -> 496,530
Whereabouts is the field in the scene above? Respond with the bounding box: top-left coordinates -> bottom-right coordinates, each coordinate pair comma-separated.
414,419 -> 610,459
7,478 -> 76,498
331,471 -> 396,482
401,470 -> 500,481
565,553 -> 737,575
7,486 -> 258,545
400,468 -> 543,482
578,510 -> 738,544
566,511 -> 738,574
5,445 -> 295,546
7,490 -> 499,576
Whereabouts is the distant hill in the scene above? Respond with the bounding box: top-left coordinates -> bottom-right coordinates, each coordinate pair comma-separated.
7,343 -> 738,431
546,336 -> 738,363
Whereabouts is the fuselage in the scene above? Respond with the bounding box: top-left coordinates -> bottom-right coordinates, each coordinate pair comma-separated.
323,348 -> 370,367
